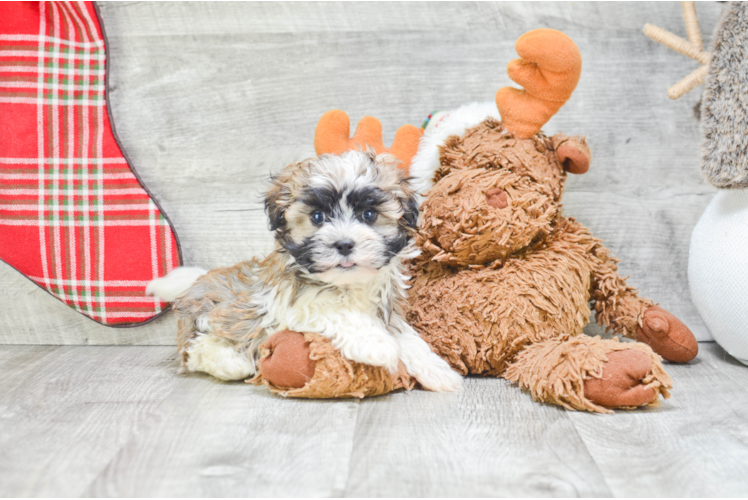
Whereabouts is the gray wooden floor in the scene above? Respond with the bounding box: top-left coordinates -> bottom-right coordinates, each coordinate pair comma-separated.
0,341 -> 747,497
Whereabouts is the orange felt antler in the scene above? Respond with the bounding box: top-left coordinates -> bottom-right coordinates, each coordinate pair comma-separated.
314,110 -> 423,174
495,29 -> 582,139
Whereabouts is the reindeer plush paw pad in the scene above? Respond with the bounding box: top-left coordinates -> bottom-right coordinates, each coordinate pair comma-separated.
637,306 -> 699,363
584,350 -> 661,409
259,330 -> 317,389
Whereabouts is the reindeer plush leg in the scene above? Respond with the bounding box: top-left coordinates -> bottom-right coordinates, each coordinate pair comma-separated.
590,241 -> 699,363
253,330 -> 414,399
504,335 -> 672,413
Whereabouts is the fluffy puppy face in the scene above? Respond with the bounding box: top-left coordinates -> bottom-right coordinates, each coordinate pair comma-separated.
265,150 -> 419,285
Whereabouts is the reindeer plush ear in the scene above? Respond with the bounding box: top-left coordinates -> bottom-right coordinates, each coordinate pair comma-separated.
553,134 -> 591,174
496,29 -> 582,139
314,110 -> 423,174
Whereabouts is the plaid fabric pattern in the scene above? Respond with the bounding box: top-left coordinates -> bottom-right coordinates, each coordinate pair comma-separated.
0,1 -> 181,326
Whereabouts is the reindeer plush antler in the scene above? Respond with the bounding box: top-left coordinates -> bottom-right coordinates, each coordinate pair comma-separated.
495,29 -> 582,139
314,110 -> 423,173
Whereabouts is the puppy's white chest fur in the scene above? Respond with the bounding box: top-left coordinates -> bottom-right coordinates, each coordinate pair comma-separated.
257,265 -> 403,372
273,273 -> 390,333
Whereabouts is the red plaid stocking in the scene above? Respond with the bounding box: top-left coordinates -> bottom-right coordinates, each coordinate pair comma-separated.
0,2 -> 182,326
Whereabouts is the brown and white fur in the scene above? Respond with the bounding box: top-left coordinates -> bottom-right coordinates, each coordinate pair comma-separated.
146,150 -> 462,392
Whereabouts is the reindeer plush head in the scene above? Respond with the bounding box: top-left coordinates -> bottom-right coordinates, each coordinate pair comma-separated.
416,29 -> 592,267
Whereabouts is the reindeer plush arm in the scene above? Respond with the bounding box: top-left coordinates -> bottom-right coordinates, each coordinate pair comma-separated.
588,239 -> 699,363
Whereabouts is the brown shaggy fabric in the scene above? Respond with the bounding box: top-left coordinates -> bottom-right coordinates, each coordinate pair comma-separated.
416,119 -> 593,267
251,333 -> 414,399
437,119 -> 564,189
405,117 -> 687,412
504,335 -> 672,414
408,216 -> 651,376
417,167 -> 558,266
701,2 -> 748,188
590,249 -> 654,338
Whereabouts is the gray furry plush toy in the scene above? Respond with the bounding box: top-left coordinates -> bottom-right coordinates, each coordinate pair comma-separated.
700,1 -> 748,188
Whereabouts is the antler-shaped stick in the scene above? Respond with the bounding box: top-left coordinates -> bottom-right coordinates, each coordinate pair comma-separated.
314,110 -> 423,174
495,29 -> 582,139
643,1 -> 711,100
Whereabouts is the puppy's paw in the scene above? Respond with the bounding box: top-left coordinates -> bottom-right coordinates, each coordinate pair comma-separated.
185,334 -> 255,381
414,359 -> 463,392
342,334 -> 400,372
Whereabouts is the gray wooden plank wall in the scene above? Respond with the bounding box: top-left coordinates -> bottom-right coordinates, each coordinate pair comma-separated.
0,2 -> 724,344
1,341 -> 747,496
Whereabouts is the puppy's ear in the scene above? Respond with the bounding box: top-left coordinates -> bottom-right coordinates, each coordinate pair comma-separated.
265,161 -> 307,232
264,179 -> 287,232
398,182 -> 420,231
371,151 -> 420,230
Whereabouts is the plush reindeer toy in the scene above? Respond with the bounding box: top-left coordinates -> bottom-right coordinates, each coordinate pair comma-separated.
258,29 -> 698,413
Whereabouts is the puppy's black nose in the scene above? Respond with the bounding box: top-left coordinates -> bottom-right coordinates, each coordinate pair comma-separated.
334,240 -> 355,256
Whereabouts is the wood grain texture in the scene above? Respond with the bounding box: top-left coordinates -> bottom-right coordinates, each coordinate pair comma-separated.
567,342 -> 748,497
345,378 -> 611,497
83,375 -> 360,497
2,342 -> 748,496
0,2 -> 724,344
0,346 -> 180,497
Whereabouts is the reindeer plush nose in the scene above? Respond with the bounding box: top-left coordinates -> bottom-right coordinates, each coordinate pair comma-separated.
334,240 -> 355,256
486,188 -> 508,209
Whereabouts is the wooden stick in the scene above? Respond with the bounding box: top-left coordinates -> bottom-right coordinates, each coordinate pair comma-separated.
667,64 -> 709,100
643,23 -> 710,65
681,1 -> 703,50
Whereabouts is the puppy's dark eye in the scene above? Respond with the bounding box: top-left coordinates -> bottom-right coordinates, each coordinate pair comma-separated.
310,211 -> 326,225
362,209 -> 377,223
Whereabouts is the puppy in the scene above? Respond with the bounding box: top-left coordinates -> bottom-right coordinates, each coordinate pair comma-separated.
146,150 -> 462,392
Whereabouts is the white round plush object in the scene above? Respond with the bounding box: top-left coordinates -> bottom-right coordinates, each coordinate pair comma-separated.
689,189 -> 748,364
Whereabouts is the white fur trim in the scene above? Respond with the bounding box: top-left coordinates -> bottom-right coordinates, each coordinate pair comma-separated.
409,101 -> 500,198
146,266 -> 208,302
